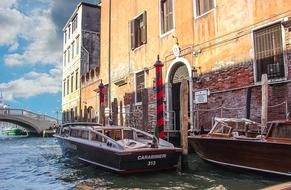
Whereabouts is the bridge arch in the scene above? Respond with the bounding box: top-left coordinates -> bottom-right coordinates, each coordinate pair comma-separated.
0,118 -> 38,133
0,109 -> 58,134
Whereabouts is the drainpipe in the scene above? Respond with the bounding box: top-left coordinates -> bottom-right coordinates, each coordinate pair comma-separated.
108,0 -> 112,118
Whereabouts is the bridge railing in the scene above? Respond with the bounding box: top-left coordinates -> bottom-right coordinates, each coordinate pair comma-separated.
0,108 -> 58,122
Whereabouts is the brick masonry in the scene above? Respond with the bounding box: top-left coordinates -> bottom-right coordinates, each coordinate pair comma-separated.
120,59 -> 291,132
117,26 -> 291,132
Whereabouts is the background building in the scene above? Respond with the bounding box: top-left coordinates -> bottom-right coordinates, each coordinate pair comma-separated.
99,0 -> 291,136
62,2 -> 100,123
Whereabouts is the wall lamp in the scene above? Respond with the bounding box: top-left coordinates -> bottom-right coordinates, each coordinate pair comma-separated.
192,48 -> 202,57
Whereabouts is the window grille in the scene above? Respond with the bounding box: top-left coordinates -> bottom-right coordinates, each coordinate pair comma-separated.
136,71 -> 145,103
254,23 -> 285,81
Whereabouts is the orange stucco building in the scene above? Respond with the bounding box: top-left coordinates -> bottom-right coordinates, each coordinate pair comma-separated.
96,0 -> 291,133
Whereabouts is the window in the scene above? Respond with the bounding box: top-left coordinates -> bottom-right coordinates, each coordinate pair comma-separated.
63,80 -> 66,97
67,46 -> 71,63
75,70 -> 79,90
64,51 -> 67,66
76,36 -> 80,55
195,0 -> 214,17
71,74 -> 74,93
254,23 -> 285,81
64,31 -> 67,44
135,71 -> 145,103
72,14 -> 78,33
67,78 -> 69,95
72,41 -> 75,59
160,0 -> 174,34
68,25 -> 71,39
131,12 -> 147,50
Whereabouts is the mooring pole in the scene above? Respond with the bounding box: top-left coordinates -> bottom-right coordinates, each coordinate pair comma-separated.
180,79 -> 189,170
154,55 -> 165,139
99,80 -> 105,126
261,74 -> 268,133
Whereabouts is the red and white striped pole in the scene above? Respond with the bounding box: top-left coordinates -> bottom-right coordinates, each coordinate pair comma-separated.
154,55 -> 165,139
99,80 -> 105,125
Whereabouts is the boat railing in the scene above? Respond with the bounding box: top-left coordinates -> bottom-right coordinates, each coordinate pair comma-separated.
192,101 -> 288,132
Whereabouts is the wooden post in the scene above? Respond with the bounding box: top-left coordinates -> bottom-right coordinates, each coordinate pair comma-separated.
120,101 -> 123,126
261,74 -> 268,132
113,98 -> 118,125
180,79 -> 189,170
142,88 -> 149,131
129,98 -> 133,127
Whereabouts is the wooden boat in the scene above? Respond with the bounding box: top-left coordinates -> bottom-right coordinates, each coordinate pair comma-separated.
188,118 -> 291,176
54,123 -> 181,174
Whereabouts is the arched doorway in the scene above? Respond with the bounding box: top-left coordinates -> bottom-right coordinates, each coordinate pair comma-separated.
87,106 -> 95,122
165,58 -> 193,132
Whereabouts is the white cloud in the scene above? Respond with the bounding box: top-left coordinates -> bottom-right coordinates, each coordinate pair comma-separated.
0,68 -> 62,101
0,0 -> 63,103
0,0 -> 17,9
0,0 -> 61,67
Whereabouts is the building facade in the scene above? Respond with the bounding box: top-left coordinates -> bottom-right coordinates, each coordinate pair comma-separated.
98,0 -> 291,132
62,2 -> 100,123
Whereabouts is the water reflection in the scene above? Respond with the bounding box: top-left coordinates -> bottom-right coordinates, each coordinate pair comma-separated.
0,138 -> 289,190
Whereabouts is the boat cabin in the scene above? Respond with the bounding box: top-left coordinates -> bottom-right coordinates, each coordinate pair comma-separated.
58,123 -> 173,151
209,118 -> 291,141
209,118 -> 262,139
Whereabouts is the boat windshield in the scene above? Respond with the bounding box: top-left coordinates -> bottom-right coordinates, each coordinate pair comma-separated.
269,123 -> 291,139
210,118 -> 261,138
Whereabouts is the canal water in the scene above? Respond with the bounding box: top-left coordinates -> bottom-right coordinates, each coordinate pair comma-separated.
0,137 -> 289,190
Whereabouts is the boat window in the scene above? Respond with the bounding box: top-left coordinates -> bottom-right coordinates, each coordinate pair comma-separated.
270,124 -> 291,139
62,127 -> 70,136
123,130 -> 134,139
70,129 -> 79,137
104,129 -> 122,141
91,132 -> 105,143
135,131 -> 152,141
211,122 -> 232,135
80,130 -> 89,139
70,129 -> 89,140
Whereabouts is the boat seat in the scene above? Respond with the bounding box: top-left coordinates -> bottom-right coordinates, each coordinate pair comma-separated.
117,139 -> 150,149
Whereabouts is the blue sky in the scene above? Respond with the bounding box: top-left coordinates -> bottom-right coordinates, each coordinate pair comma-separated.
0,0 -> 97,118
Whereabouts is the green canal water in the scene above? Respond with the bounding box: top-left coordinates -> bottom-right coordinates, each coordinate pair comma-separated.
0,137 -> 289,190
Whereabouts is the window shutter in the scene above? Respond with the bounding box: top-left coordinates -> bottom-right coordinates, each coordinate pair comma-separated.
142,11 -> 147,44
130,20 -> 135,50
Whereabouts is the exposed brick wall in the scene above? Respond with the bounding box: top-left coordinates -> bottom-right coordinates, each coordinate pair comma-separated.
193,61 -> 291,131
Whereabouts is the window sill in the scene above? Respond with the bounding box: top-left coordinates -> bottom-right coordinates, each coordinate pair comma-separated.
160,28 -> 175,39
132,44 -> 146,52
194,8 -> 215,20
255,77 -> 288,85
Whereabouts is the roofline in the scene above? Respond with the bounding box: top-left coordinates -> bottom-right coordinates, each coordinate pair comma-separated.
63,2 -> 100,31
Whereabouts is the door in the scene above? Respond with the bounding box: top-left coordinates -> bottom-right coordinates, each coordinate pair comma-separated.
172,82 -> 181,131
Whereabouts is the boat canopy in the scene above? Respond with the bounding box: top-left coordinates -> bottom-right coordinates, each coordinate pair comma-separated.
214,117 -> 260,125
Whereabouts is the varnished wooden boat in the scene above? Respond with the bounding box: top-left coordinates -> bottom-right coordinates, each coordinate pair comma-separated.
189,118 -> 291,176
54,123 -> 181,174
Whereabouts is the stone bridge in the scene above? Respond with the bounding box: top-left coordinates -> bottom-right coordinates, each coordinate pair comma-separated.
0,109 -> 59,134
